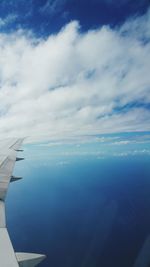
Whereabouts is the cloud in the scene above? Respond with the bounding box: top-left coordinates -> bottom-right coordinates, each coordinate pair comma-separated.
112,149 -> 150,157
39,0 -> 67,16
0,9 -> 149,143
0,14 -> 18,28
112,140 -> 131,145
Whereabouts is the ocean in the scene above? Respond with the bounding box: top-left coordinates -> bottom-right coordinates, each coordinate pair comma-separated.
6,144 -> 150,267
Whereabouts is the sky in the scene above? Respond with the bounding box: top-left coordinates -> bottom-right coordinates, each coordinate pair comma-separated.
0,0 -> 150,143
1,3 -> 150,266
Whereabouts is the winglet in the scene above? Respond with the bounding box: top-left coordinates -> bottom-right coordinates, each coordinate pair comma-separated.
16,253 -> 46,267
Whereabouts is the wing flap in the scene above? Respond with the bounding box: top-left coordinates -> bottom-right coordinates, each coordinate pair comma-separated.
0,201 -> 6,227
0,138 -> 24,200
0,154 -> 17,200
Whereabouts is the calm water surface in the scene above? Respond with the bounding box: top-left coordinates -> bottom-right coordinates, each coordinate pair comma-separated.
6,150 -> 150,267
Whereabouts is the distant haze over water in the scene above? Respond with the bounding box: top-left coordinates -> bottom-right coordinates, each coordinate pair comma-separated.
6,132 -> 150,267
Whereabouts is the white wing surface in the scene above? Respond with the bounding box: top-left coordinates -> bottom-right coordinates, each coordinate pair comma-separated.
0,138 -> 46,267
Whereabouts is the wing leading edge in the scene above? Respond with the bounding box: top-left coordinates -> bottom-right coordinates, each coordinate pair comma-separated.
0,138 -> 46,267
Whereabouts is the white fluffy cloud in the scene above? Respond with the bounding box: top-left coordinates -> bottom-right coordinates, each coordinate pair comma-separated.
0,9 -> 150,143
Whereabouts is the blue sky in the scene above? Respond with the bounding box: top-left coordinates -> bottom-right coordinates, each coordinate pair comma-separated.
0,0 -> 149,35
0,1 -> 149,143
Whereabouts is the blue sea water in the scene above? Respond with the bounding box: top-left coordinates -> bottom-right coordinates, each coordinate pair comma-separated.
6,144 -> 150,267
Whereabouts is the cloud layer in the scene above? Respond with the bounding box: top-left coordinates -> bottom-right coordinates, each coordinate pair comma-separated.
0,9 -> 150,142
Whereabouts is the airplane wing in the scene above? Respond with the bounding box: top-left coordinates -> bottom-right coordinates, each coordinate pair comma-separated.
0,138 -> 46,267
